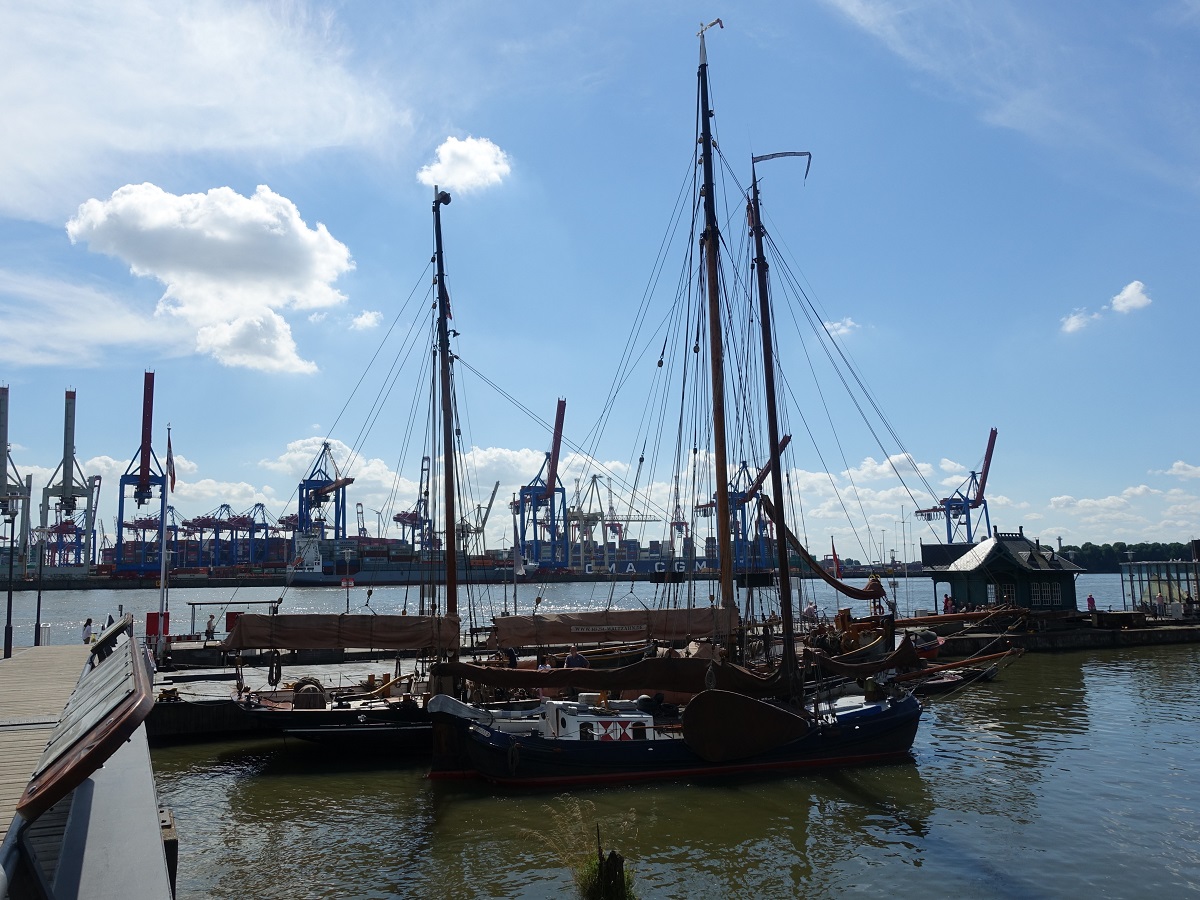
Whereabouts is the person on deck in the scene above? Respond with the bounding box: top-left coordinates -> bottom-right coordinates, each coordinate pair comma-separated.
801,602 -> 818,624
1155,592 -> 1167,617
205,614 -> 217,641
81,618 -> 93,644
943,594 -> 954,615
536,655 -> 554,698
564,645 -> 590,668
1086,594 -> 1096,613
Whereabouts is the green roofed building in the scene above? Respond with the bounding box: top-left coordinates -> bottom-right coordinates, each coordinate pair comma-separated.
921,527 -> 1084,612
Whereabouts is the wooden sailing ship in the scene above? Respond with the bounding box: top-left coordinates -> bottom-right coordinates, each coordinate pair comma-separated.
427,23 -> 923,786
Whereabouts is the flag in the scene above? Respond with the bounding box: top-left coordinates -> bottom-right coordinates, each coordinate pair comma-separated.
166,429 -> 176,493
831,538 -> 842,579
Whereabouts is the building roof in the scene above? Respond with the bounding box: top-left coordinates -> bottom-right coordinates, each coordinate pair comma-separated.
931,530 -> 1085,574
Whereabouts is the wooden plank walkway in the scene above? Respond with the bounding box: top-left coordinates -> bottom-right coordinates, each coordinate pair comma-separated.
0,644 -> 90,844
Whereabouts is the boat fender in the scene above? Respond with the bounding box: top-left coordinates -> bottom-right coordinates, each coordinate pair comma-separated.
267,650 -> 283,687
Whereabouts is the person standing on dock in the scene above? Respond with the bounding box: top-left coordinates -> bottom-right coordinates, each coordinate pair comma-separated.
205,615 -> 216,641
81,618 -> 93,644
1155,592 -> 1167,618
1086,594 -> 1096,612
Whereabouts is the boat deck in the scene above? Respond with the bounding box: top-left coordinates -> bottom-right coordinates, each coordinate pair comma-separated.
0,644 -> 89,845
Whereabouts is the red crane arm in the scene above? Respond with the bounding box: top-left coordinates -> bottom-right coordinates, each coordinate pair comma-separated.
541,398 -> 567,501
970,428 -> 999,509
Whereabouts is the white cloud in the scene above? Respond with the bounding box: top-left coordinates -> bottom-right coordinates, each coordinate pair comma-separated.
67,183 -> 353,373
844,454 -> 932,482
1061,281 -> 1151,334
1164,461 -> 1200,479
0,268 -> 189,366
1060,308 -> 1101,333
417,136 -> 511,193
0,0 -> 402,222
823,317 -> 858,337
820,1 -> 1200,190
350,310 -> 383,330
1108,280 -> 1152,313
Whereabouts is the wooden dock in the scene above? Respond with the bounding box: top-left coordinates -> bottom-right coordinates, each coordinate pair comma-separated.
0,644 -> 89,845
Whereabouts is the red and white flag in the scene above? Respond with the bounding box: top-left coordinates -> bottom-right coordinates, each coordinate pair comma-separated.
166,429 -> 176,493
831,538 -> 842,579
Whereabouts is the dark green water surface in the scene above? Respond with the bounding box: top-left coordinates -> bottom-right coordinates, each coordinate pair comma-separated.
152,642 -> 1200,899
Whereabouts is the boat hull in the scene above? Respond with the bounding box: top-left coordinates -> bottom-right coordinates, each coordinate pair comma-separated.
430,694 -> 921,786
283,720 -> 431,752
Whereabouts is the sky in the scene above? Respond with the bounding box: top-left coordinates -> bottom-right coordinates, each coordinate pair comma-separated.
2,1 -> 1199,564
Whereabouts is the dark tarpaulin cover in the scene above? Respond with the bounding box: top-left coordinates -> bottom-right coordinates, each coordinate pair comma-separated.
220,613 -> 460,651
486,607 -> 739,648
432,637 -> 921,696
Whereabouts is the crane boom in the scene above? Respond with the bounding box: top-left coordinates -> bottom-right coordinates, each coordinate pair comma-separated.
479,480 -> 500,530
971,427 -> 998,509
541,398 -> 567,501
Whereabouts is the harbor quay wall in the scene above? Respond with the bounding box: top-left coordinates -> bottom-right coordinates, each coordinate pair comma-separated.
942,622 -> 1200,656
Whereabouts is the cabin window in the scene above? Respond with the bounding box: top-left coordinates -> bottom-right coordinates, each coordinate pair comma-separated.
998,583 -> 1016,605
1031,583 -> 1044,605
987,584 -> 997,605
1052,582 -> 1062,605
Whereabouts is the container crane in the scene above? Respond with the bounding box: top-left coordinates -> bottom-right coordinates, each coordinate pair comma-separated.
115,373 -> 168,574
297,442 -> 353,539
915,428 -> 998,544
1,386 -> 34,578
460,480 -> 500,555
38,390 -> 101,569
517,399 -> 569,568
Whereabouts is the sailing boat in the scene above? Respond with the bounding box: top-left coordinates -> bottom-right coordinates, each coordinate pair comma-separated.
226,188 -> 466,751
426,24 -> 922,785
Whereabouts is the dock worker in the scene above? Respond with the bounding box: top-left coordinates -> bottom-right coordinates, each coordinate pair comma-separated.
564,645 -> 590,668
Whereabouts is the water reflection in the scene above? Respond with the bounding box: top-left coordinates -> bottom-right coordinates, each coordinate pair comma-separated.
152,645 -> 1200,899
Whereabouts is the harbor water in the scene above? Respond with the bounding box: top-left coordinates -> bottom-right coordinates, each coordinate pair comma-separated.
7,574 -> 1199,897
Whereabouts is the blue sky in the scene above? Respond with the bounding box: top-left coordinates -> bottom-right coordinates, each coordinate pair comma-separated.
1,1 -> 1198,562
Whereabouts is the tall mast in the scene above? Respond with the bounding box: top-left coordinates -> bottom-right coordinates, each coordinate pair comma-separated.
749,164 -> 798,686
697,22 -> 736,616
432,186 -> 457,616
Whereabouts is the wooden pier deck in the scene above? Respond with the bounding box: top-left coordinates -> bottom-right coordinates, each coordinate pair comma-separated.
0,644 -> 89,845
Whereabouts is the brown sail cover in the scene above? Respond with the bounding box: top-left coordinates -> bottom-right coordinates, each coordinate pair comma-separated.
221,613 -> 460,652
487,607 -> 739,648
432,637 -> 920,697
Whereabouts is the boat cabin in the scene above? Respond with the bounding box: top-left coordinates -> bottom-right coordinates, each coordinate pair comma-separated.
541,696 -> 660,741
921,526 -> 1083,612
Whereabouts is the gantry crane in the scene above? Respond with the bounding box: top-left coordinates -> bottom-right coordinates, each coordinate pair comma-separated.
915,428 -> 999,543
